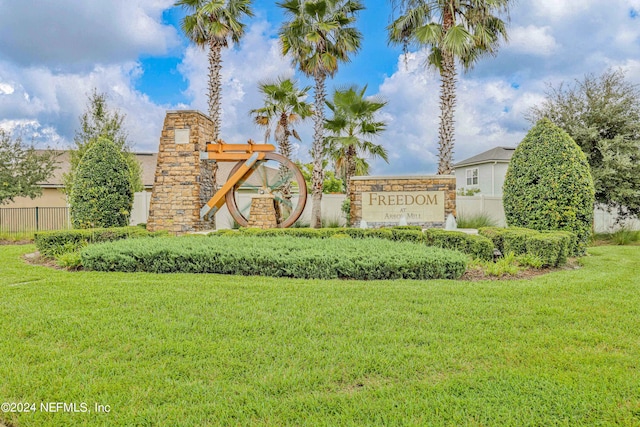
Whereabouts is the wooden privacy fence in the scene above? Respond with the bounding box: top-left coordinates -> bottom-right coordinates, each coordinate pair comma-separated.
0,207 -> 71,233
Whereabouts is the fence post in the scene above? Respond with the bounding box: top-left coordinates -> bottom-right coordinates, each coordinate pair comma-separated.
35,206 -> 39,232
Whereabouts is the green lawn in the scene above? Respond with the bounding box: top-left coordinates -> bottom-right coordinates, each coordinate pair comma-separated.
1,244 -> 639,426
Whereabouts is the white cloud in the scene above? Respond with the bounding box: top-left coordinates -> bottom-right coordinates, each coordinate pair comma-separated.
178,20 -> 298,149
1,0 -> 640,178
371,51 -> 542,174
0,60 -> 166,150
507,26 -> 559,56
0,81 -> 14,95
0,0 -> 179,69
530,0 -> 598,20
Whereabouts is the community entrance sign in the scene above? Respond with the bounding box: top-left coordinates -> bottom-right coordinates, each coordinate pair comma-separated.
361,191 -> 445,222
350,176 -> 456,228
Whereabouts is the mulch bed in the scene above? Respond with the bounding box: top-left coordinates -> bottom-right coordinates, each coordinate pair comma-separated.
460,259 -> 582,281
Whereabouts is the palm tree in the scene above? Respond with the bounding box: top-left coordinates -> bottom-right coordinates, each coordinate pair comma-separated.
388,0 -> 510,174
324,85 -> 388,200
176,0 -> 253,137
251,77 -> 312,217
176,0 -> 253,223
250,77 -> 312,161
278,0 -> 363,228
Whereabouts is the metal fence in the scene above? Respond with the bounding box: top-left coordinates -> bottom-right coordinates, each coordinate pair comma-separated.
0,207 -> 72,233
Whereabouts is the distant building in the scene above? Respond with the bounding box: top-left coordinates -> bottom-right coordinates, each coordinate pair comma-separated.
4,151 -> 158,208
3,150 -> 277,209
452,146 -> 515,196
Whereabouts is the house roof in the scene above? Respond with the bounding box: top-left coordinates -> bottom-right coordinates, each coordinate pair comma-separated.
37,150 -> 159,188
36,150 -> 277,190
452,146 -> 516,168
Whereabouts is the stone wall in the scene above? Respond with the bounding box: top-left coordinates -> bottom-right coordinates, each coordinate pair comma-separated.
147,110 -> 215,234
246,195 -> 278,229
350,175 -> 456,228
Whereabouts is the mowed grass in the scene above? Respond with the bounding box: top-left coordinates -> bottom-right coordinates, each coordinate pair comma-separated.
1,245 -> 639,427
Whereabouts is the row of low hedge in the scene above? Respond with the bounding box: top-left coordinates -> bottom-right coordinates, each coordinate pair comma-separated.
35,226 -> 167,257
422,229 -> 495,261
80,235 -> 469,280
217,226 -> 577,267
479,227 -> 578,267
215,227 -> 427,244
214,227 -> 495,261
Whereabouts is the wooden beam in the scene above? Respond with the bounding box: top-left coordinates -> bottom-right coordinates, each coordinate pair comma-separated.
205,143 -> 275,153
200,152 -> 265,219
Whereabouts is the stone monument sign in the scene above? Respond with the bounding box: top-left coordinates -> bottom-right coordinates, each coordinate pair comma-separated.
350,175 -> 456,228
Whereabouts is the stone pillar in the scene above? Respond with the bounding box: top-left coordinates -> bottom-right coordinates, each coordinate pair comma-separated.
246,195 -> 278,229
147,110 -> 215,234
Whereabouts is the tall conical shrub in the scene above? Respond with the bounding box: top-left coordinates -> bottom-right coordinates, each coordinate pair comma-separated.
69,137 -> 133,228
503,119 -> 595,253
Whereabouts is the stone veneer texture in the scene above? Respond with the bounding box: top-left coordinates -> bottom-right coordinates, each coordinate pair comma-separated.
349,175 -> 456,228
246,195 -> 278,229
147,110 -> 215,234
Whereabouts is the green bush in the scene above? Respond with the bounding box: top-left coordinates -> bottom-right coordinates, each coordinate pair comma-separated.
524,234 -> 568,267
478,227 -> 509,253
388,228 -> 427,244
35,226 -> 166,257
515,253 -> 544,269
502,228 -> 539,256
480,226 -> 578,259
56,252 -> 82,269
69,137 -> 134,228
215,227 -> 427,243
503,119 -> 595,254
541,230 -> 579,257
423,229 -> 494,261
81,236 -> 468,280
390,225 -> 423,231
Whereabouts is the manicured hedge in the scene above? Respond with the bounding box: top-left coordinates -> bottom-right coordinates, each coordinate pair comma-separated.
422,229 -> 494,261
502,228 -> 539,256
525,234 -> 568,267
213,227 -> 427,244
35,226 -> 166,257
478,226 -> 577,267
477,227 -> 508,253
81,235 -> 468,280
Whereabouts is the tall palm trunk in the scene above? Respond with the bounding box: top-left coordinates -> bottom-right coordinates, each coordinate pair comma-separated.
208,40 -> 223,138
278,113 -> 292,159
278,112 -> 293,222
310,73 -> 326,228
437,6 -> 456,175
200,39 -> 224,227
345,144 -> 357,200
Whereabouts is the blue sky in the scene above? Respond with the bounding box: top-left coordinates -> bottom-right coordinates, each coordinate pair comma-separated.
1,0 -> 639,175
136,3 -> 401,105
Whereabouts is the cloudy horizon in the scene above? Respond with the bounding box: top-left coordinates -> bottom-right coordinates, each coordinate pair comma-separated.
0,0 -> 639,174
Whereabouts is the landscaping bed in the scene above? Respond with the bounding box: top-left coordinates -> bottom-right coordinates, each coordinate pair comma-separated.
80,235 -> 468,280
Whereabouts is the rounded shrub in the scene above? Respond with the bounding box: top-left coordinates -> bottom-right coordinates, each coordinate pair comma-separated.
503,119 -> 595,253
69,137 -> 133,228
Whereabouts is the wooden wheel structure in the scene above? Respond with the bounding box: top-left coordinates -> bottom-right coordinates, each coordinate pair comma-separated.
199,140 -> 307,228
225,152 -> 307,228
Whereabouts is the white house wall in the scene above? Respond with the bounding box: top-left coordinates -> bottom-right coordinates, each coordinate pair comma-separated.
455,163 -> 510,196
